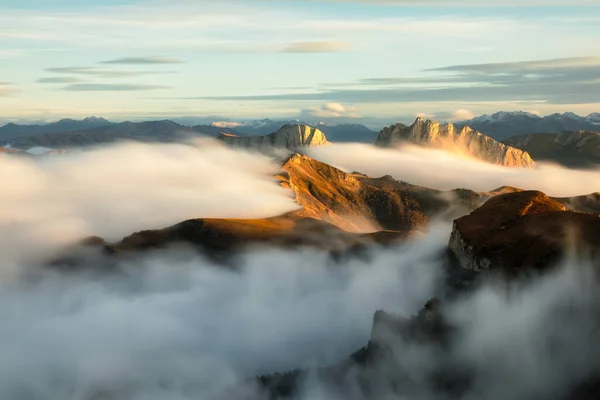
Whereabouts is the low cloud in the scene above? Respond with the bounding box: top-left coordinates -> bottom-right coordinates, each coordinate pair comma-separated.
100,56 -> 184,65
280,41 -> 349,53
62,83 -> 170,91
0,139 -> 298,267
0,227 -> 446,399
307,143 -> 600,197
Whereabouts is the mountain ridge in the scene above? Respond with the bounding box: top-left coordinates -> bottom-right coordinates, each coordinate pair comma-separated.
376,117 -> 536,168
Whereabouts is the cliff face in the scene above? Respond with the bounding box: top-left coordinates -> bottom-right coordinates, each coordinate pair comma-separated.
448,190 -> 600,274
376,118 -> 536,168
218,124 -> 330,153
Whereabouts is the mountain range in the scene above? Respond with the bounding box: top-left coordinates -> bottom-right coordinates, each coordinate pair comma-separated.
3,112 -> 600,168
458,111 -> 600,140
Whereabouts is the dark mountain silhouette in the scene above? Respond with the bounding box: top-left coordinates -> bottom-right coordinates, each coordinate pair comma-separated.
0,116 -> 113,142
458,111 -> 599,141
503,130 -> 600,168
6,120 -> 239,149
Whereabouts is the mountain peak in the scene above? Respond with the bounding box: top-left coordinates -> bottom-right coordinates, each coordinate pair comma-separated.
219,124 -> 330,153
376,118 -> 536,168
81,116 -> 110,125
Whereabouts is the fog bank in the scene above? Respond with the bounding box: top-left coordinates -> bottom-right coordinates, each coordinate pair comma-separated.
308,144 -> 600,197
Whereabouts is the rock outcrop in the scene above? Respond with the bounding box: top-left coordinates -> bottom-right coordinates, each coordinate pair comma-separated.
218,124 -> 330,153
376,117 -> 536,168
448,190 -> 600,274
503,130 -> 600,169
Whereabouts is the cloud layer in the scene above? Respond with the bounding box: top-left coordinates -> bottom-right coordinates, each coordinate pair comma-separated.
0,139 -> 298,267
307,143 -> 600,196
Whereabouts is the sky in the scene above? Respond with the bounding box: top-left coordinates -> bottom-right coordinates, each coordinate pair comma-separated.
1,0 -> 600,124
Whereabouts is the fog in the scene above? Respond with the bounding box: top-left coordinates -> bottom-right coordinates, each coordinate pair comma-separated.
0,226 -> 448,400
1,139 -> 598,399
307,143 -> 600,197
0,138 -> 298,267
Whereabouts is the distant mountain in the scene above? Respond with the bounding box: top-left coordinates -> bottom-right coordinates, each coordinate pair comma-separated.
503,130 -> 600,168
235,119 -> 304,136
7,120 -> 221,149
218,124 -> 330,154
376,117 -> 536,168
315,123 -> 377,143
458,111 -> 599,140
0,116 -> 113,142
588,113 -> 600,125
234,119 -> 376,143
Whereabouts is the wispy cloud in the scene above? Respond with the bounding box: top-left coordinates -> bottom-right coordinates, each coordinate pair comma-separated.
45,66 -> 174,77
100,56 -> 184,65
280,41 -> 350,53
37,77 -> 83,84
194,56 -> 600,105
0,82 -> 17,97
62,83 -> 170,91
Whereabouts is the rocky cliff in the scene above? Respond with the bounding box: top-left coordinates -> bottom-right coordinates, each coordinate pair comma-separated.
218,124 -> 330,153
376,117 -> 536,168
448,190 -> 600,274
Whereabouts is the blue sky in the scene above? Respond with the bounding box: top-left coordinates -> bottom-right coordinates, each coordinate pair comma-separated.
1,0 -> 599,124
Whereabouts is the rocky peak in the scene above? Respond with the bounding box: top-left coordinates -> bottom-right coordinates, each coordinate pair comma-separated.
218,124 -> 330,153
376,117 -> 536,168
448,190 -> 600,274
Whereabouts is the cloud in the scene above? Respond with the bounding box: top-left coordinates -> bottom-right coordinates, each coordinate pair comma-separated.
37,77 -> 83,84
416,109 -> 475,121
0,82 -> 17,97
62,83 -> 171,91
46,66 -> 174,77
280,41 -> 349,53
0,139 -> 299,266
307,143 -> 600,197
197,56 -> 600,105
100,56 -> 184,65
0,227 -> 446,399
300,102 -> 361,119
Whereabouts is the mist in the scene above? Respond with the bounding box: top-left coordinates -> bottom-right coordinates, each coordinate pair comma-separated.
0,138 -> 299,267
0,225 -> 449,400
307,144 -> 600,197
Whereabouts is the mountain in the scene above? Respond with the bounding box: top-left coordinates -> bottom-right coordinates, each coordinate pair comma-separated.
59,154 -> 598,265
315,123 -> 377,143
218,124 -> 330,153
376,117 -> 536,168
235,119 -> 305,136
458,111 -> 599,140
587,113 -> 600,125
448,190 -> 600,275
6,120 -> 219,149
191,124 -> 243,138
0,116 -> 113,142
503,130 -> 600,168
